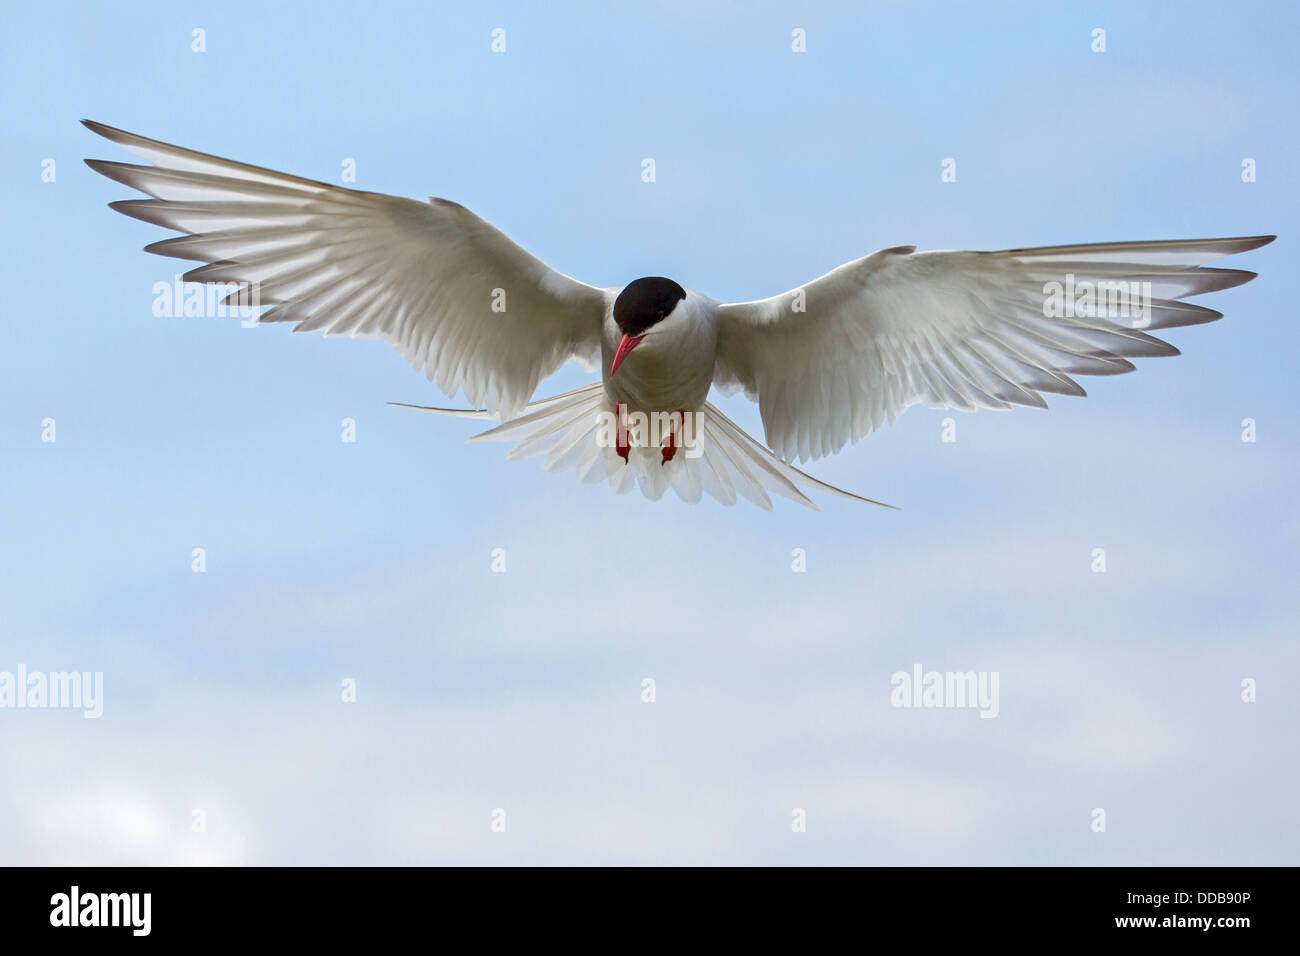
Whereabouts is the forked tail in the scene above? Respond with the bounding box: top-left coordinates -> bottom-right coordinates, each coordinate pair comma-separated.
390,384 -> 897,511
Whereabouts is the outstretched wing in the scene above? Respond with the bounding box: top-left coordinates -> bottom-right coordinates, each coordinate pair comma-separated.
714,236 -> 1273,462
84,120 -> 608,418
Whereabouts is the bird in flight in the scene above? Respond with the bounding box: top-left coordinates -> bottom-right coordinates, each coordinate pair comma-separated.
84,121 -> 1273,510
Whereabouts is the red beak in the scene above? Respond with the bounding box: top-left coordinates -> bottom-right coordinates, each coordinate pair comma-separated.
609,333 -> 646,376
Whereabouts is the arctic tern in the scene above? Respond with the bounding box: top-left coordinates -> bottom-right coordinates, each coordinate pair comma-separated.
83,121 -> 1274,510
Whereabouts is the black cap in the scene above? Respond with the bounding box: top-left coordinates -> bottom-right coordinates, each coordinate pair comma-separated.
613,277 -> 686,337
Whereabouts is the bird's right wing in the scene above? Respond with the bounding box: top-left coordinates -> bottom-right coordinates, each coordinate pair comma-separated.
84,120 -> 608,419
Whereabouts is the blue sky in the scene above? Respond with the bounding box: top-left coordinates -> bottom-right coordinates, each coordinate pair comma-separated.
1,0 -> 1297,864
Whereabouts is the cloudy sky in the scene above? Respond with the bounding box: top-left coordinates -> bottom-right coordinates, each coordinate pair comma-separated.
1,0 -> 1296,864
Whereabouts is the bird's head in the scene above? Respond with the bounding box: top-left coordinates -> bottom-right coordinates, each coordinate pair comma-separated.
609,277 -> 687,375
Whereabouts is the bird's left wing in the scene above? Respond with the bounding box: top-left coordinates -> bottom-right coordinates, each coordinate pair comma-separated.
84,120 -> 608,419
714,236 -> 1273,462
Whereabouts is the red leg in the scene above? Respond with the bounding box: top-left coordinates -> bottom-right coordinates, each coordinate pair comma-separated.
661,410 -> 683,465
616,403 -> 630,463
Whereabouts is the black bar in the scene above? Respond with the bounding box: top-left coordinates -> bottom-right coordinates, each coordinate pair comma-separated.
0,866 -> 1279,942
